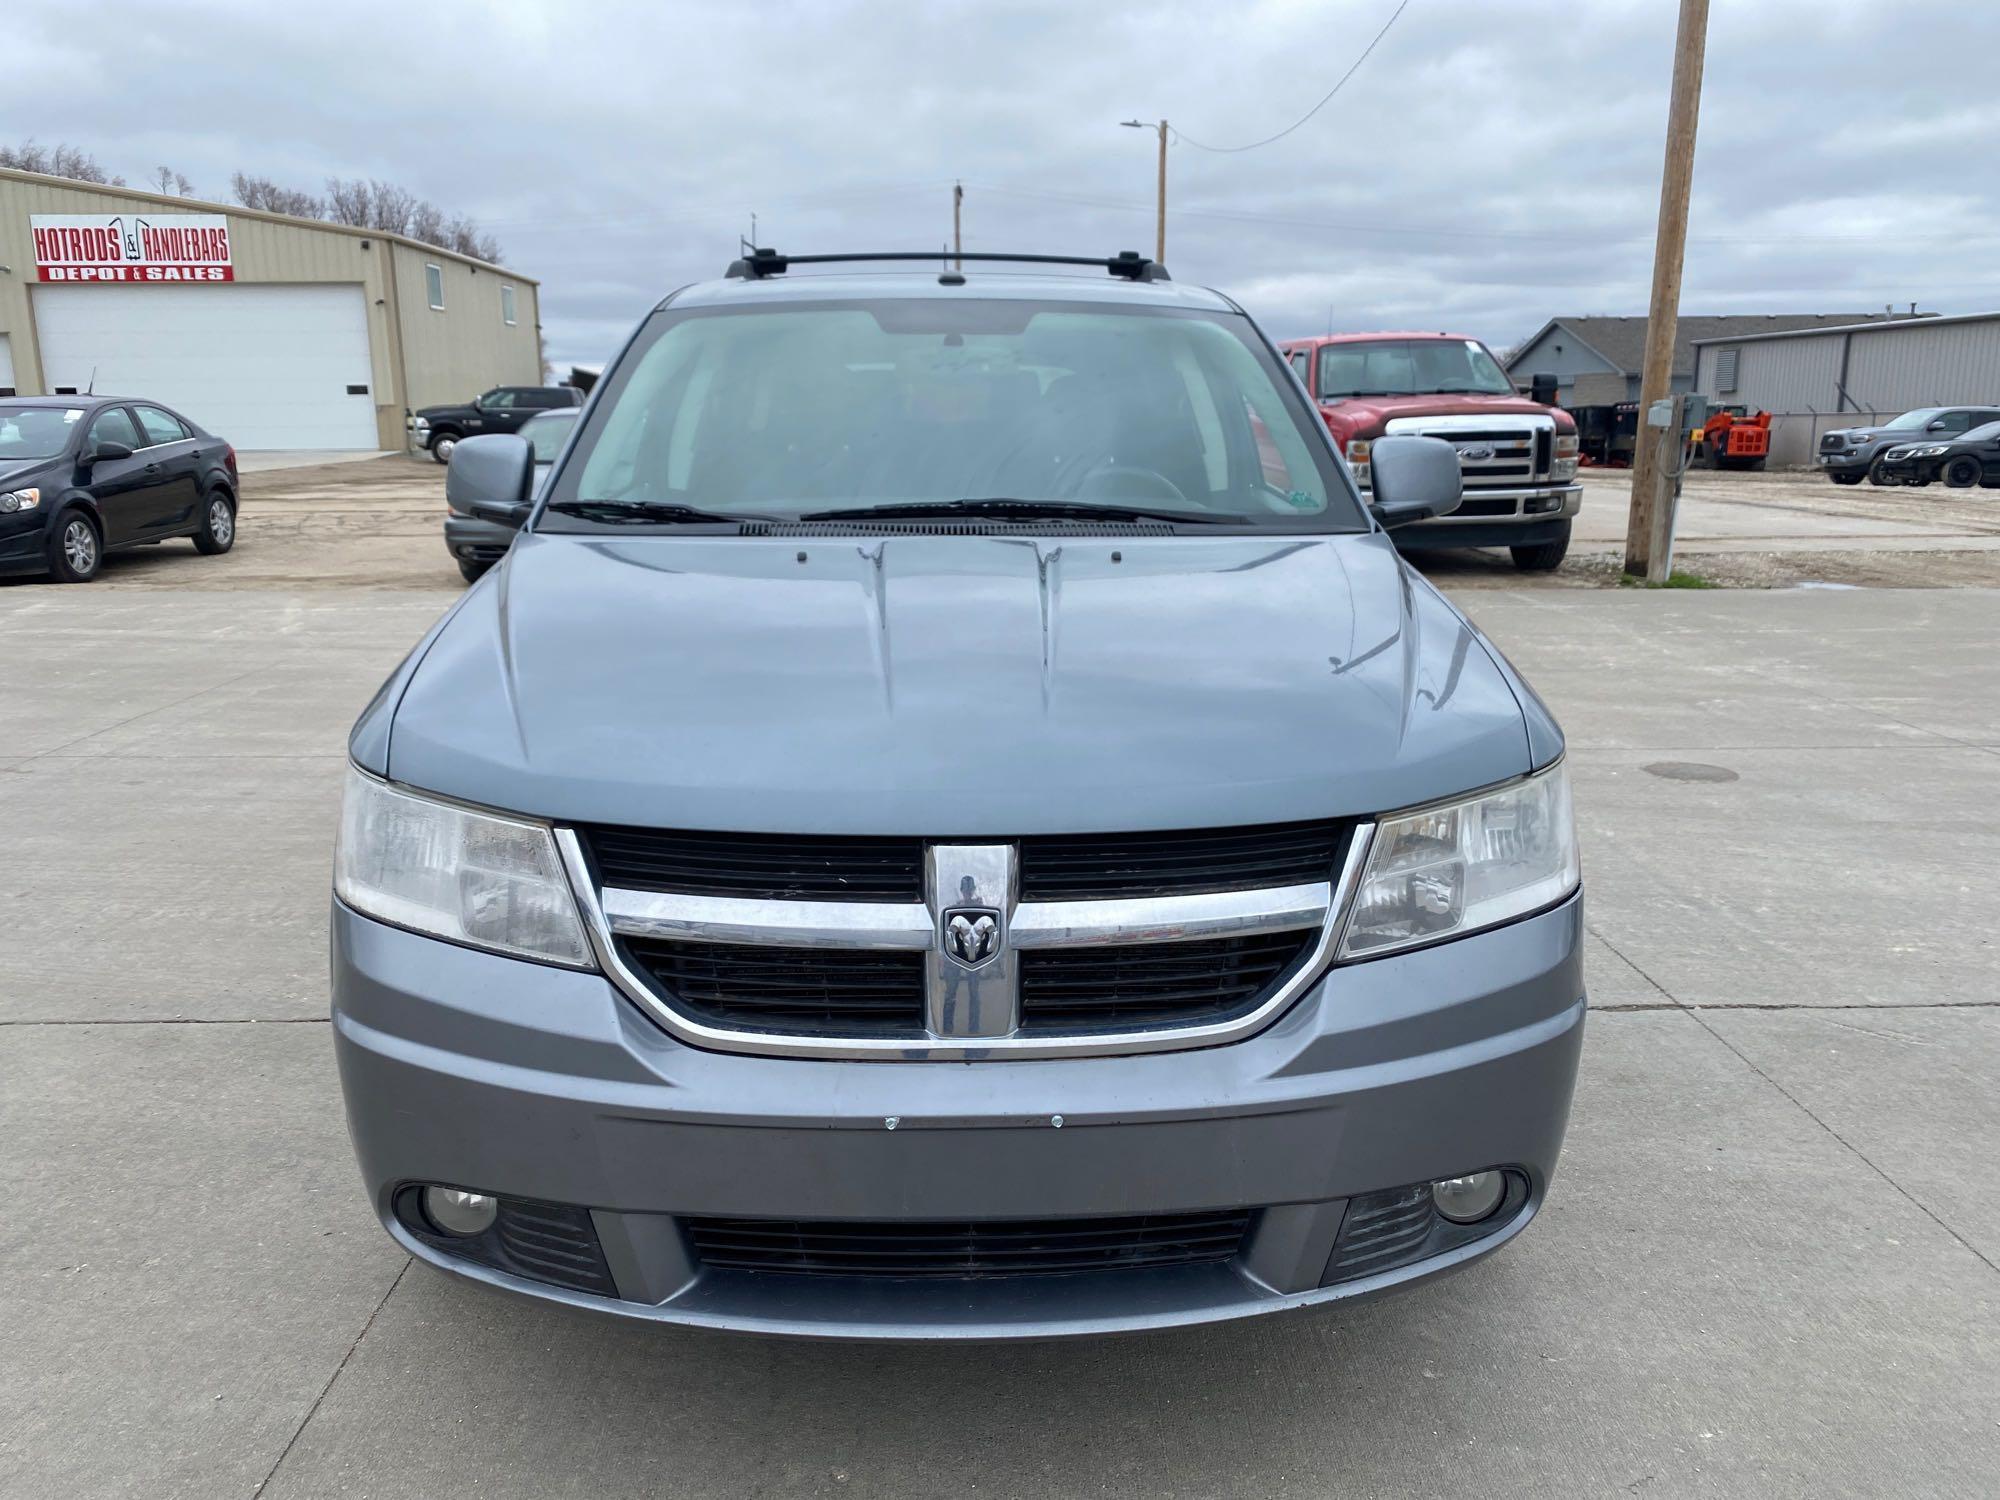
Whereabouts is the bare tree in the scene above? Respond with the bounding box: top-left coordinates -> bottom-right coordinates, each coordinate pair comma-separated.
0,139 -> 125,186
231,171 -> 325,219
408,200 -> 447,247
365,179 -> 418,235
324,177 -> 373,227
152,166 -> 195,196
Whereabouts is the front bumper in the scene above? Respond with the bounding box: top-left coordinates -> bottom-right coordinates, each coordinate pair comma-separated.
1817,449 -> 1870,473
0,511 -> 52,576
332,892 -> 1585,1339
1387,483 -> 1581,552
443,512 -> 516,565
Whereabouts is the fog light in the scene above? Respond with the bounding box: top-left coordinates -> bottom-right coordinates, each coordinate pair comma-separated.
422,1186 -> 498,1236
1432,1171 -> 1505,1224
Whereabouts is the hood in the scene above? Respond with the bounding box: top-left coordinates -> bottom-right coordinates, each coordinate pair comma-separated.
415,403 -> 475,420
1322,392 -> 1573,435
381,530 -> 1541,835
0,456 -> 61,489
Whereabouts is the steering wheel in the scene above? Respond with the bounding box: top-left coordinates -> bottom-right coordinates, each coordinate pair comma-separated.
1075,461 -> 1190,506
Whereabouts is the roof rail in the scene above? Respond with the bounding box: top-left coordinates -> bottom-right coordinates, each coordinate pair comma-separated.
723,249 -> 1171,283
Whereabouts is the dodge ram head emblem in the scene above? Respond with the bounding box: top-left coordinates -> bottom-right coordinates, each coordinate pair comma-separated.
943,909 -> 1001,967
1454,442 -> 1495,463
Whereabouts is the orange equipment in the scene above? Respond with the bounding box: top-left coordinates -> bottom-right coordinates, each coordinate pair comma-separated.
1695,407 -> 1771,470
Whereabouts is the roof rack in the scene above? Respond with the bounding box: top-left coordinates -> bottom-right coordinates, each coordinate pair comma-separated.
723,249 -> 1171,283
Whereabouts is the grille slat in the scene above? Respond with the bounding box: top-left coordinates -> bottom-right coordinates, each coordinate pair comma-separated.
687,1211 -> 1251,1277
1018,821 -> 1346,900
1019,931 -> 1310,1030
1325,1185 -> 1436,1280
583,828 -> 925,901
625,938 -> 927,1033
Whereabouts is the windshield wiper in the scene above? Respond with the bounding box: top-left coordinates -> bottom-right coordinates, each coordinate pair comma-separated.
545,499 -> 775,525
797,498 -> 1245,525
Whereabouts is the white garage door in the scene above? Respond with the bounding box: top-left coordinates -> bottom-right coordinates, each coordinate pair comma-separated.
32,283 -> 378,450
0,332 -> 14,394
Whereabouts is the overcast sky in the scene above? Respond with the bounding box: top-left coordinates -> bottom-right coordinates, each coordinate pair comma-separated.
13,0 -> 2000,370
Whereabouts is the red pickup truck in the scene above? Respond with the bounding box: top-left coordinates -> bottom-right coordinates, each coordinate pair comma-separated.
1280,332 -> 1581,571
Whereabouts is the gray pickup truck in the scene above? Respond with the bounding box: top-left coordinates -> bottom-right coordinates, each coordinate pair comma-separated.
332,250 -> 1584,1339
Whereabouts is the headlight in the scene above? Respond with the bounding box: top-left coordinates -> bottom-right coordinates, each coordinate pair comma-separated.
1911,445 -> 1949,457
334,766 -> 594,968
1552,459 -> 1579,481
1554,433 -> 1579,458
0,487 -> 41,514
1340,762 -> 1578,960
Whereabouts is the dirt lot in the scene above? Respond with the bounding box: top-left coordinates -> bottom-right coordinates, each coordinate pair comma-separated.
26,453 -> 2000,593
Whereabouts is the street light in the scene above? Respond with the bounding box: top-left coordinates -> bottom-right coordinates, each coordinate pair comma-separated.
1120,118 -> 1168,265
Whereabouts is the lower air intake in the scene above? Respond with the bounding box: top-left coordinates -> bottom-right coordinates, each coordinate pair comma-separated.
686,1210 -> 1252,1278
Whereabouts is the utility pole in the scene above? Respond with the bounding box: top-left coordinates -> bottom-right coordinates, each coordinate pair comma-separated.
953,182 -> 963,269
1624,0 -> 1709,580
1121,119 -> 1168,264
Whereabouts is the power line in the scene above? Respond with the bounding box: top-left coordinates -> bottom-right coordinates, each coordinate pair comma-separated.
1173,0 -> 1412,153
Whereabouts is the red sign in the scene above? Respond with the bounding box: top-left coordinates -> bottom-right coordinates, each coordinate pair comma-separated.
31,213 -> 235,283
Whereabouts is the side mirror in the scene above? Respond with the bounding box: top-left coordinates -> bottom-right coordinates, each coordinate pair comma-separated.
446,433 -> 535,529
1926,419 -> 1948,431
89,440 -> 135,464
1367,435 -> 1463,529
1529,372 -> 1559,406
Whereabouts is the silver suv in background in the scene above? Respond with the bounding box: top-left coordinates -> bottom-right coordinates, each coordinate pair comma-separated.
332,250 -> 1584,1339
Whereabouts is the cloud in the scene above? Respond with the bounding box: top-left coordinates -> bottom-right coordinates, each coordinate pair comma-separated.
12,0 -> 2000,367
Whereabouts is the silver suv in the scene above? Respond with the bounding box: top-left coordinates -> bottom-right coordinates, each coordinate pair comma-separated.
331,250 -> 1584,1339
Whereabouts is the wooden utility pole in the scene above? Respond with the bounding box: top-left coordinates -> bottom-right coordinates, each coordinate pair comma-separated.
952,182 -> 963,269
1624,0 -> 1710,579
1121,119 -> 1168,264
1153,120 -> 1168,264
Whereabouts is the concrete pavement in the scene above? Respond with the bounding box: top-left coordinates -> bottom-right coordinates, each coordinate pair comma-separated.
2,584 -> 1996,1497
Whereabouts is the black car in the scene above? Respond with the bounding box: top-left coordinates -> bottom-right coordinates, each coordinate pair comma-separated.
445,406 -> 579,584
0,397 -> 238,584
409,385 -> 583,464
1817,406 -> 2000,485
1871,419 -> 2000,489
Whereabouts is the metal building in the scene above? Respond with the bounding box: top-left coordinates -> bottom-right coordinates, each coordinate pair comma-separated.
1505,314 -> 1883,410
0,168 -> 543,451
1693,312 -> 2000,466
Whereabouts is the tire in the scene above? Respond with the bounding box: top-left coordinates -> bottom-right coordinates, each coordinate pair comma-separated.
457,556 -> 492,585
1867,453 -> 1895,486
429,430 -> 462,465
1943,456 -> 1981,489
1830,472 -> 1864,485
1510,523 -> 1571,573
47,509 -> 102,583
193,491 -> 236,555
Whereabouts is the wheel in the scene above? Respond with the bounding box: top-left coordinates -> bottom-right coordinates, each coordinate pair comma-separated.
1510,523 -> 1571,572
1830,471 -> 1864,485
193,491 -> 236,554
47,510 -> 102,583
1943,456 -> 1981,489
429,431 -> 461,465
1867,453 -> 1895,486
457,556 -> 492,585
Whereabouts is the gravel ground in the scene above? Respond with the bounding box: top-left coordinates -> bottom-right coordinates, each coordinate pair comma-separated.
14,453 -> 1997,594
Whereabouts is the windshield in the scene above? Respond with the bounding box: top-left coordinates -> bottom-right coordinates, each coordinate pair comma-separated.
0,406 -> 82,462
1960,420 -> 2000,443
1883,408 -> 1945,431
520,410 -> 577,462
1316,338 -> 1515,399
546,299 -> 1361,531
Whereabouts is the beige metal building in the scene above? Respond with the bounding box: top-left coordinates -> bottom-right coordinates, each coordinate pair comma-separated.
0,168 -> 542,450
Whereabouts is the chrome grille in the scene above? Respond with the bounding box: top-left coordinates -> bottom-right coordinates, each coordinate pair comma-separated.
1383,413 -> 1555,495
563,820 -> 1370,1061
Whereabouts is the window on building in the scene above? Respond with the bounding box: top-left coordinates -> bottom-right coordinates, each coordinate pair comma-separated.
426,263 -> 445,311
1716,347 -> 1740,394
501,284 -> 517,325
